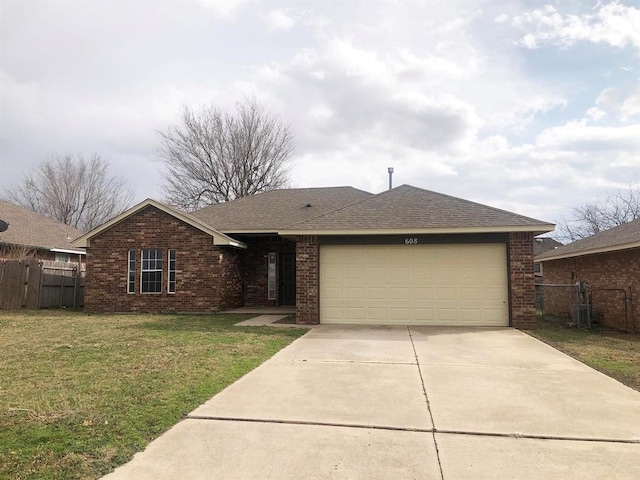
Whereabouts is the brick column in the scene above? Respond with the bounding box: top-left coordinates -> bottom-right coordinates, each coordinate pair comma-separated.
295,235 -> 319,325
509,232 -> 536,329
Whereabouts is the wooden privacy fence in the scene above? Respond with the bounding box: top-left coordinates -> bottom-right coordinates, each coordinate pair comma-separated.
0,259 -> 85,309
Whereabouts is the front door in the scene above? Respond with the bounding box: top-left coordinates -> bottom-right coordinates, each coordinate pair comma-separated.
280,252 -> 296,306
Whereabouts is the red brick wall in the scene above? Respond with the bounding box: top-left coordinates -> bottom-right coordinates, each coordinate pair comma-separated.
542,249 -> 639,332
509,232 -> 536,329
238,235 -> 295,307
85,206 -> 243,313
295,235 -> 319,325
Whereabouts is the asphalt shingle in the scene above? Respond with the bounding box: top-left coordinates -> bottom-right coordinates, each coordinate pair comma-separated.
536,218 -> 640,261
283,185 -> 552,232
191,187 -> 373,232
0,200 -> 84,251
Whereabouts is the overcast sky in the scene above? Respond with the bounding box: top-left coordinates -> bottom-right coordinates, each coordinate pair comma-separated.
1,0 -> 639,226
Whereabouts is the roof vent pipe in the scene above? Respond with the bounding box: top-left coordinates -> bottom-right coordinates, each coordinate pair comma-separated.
387,167 -> 394,190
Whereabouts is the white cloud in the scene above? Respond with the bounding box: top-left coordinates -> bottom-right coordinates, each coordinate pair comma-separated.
264,9 -> 299,32
1,0 -> 638,224
621,89 -> 640,120
195,0 -> 247,18
536,121 -> 640,151
512,1 -> 640,52
586,85 -> 640,122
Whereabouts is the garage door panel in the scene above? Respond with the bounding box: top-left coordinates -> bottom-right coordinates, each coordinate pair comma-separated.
389,287 -> 410,300
413,287 -> 433,300
345,307 -> 366,319
343,267 -> 364,280
483,287 -> 506,301
412,268 -> 434,280
366,307 -> 389,320
365,267 -> 387,280
320,244 -> 508,326
323,286 -> 342,299
389,308 -> 411,321
435,287 -> 457,300
458,286 -> 483,300
413,308 -> 434,321
344,287 -> 365,300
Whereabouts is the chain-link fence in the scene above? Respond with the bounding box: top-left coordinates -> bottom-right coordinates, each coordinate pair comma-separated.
536,281 -> 636,332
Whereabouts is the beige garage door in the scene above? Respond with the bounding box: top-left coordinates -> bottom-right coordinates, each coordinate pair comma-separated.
320,244 -> 508,326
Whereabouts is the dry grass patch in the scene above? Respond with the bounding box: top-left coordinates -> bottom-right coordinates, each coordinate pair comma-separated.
0,311 -> 307,480
526,315 -> 640,391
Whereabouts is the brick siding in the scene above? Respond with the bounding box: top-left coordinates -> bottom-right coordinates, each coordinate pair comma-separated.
509,232 -> 536,329
85,206 -> 242,313
542,249 -> 639,332
295,235 -> 319,325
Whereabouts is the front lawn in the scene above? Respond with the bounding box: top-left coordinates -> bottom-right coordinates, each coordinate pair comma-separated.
526,315 -> 640,392
0,311 -> 308,480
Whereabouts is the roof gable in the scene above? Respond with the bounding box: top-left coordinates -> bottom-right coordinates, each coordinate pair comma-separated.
280,185 -> 554,234
537,218 -> 640,262
191,187 -> 373,232
71,199 -> 246,249
0,200 -> 84,253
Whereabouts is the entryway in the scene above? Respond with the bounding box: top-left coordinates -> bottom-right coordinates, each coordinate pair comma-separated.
279,252 -> 296,306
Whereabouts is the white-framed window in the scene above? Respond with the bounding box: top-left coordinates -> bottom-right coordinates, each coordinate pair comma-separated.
55,253 -> 71,263
168,249 -> 176,294
127,250 -> 136,293
141,248 -> 163,294
267,252 -> 276,300
534,262 -> 542,276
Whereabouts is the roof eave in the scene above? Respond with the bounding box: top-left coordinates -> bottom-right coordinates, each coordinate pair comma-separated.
536,240 -> 640,262
279,224 -> 556,236
50,248 -> 86,255
71,199 -> 247,249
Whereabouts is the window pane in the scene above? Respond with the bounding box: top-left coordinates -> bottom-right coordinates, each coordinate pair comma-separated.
141,249 -> 163,293
127,250 -> 136,293
268,252 -> 276,300
167,249 -> 176,294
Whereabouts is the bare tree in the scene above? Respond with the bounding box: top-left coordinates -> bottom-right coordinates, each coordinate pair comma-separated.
555,186 -> 640,242
5,154 -> 134,232
158,97 -> 293,210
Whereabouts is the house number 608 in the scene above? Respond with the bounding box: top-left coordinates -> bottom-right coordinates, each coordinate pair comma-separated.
404,237 -> 418,245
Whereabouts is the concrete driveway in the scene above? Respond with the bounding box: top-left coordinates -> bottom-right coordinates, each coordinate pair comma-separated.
104,326 -> 640,479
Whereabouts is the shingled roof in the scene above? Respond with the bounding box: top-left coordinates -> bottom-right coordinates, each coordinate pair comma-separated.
0,200 -> 84,252
536,218 -> 640,262
280,185 -> 554,234
191,187 -> 373,232
534,237 -> 563,256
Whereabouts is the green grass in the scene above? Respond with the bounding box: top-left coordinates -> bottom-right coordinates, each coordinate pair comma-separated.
526,315 -> 640,392
0,311 -> 308,480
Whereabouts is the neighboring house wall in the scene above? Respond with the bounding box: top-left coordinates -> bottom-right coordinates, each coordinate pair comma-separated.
542,249 -> 639,332
238,235 -> 295,307
85,206 -> 242,313
509,232 -> 536,329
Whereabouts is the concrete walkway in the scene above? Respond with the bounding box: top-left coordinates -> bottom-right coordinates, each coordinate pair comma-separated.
103,326 -> 640,479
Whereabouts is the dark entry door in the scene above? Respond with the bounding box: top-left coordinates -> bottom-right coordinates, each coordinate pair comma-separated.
280,253 -> 296,306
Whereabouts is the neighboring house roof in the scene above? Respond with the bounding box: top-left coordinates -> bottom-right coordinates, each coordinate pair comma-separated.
71,199 -> 247,249
533,237 -> 563,257
280,185 -> 554,235
191,187 -> 373,233
0,200 -> 85,253
536,218 -> 640,262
